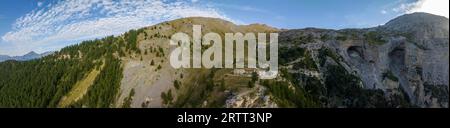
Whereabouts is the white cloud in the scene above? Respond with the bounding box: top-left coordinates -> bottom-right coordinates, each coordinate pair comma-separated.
1,0 -> 231,55
393,0 -> 449,18
37,2 -> 43,7
213,3 -> 271,14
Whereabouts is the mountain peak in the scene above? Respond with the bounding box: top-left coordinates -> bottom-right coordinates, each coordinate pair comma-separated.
386,12 -> 448,25
382,12 -> 449,38
24,51 -> 39,56
0,51 -> 54,62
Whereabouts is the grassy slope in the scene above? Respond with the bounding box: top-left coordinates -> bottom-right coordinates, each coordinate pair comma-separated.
58,61 -> 104,108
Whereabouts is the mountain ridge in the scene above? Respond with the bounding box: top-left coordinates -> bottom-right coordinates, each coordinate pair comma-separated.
0,51 -> 55,62
0,13 -> 447,108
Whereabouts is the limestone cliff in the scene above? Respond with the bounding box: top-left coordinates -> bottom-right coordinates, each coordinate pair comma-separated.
279,12 -> 448,108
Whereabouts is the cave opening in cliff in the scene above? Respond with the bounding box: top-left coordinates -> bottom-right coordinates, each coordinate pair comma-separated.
389,47 -> 406,67
347,46 -> 364,60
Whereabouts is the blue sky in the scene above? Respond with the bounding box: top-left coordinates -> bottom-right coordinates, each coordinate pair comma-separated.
0,0 -> 448,56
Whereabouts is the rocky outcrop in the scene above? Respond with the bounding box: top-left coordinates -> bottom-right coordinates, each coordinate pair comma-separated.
279,13 -> 449,108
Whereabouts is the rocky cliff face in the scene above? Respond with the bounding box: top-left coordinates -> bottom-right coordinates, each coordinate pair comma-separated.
279,13 -> 448,108
380,13 -> 448,107
124,13 -> 448,108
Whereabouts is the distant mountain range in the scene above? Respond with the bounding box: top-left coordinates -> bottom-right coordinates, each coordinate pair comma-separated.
0,51 -> 54,62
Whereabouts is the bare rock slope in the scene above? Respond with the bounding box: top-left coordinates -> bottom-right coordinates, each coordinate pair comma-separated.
119,13 -> 448,108
279,12 -> 448,107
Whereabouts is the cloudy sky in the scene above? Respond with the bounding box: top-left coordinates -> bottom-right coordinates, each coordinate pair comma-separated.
0,0 -> 448,56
